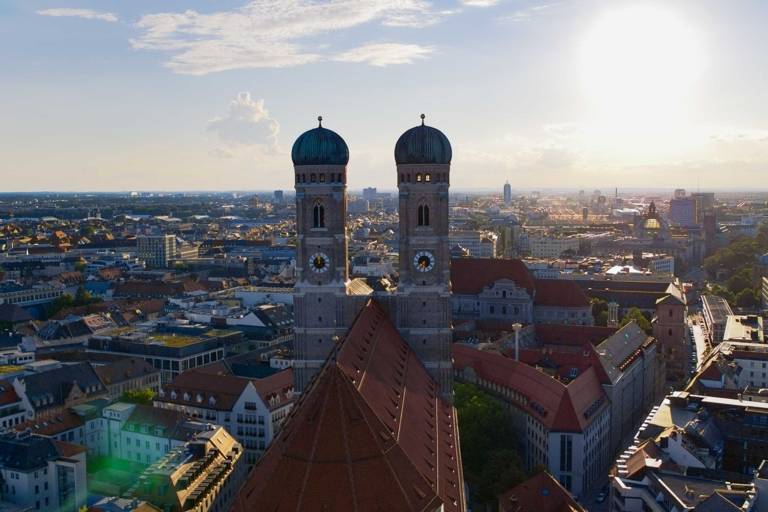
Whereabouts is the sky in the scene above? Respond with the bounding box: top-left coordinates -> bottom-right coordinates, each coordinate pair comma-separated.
1,0 -> 767,192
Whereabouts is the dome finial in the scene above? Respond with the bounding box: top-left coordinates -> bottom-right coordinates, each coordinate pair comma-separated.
317,115 -> 323,128
420,113 -> 425,126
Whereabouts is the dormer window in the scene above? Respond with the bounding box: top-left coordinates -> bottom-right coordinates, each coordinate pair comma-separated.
183,392 -> 190,401
170,391 -> 177,400
196,394 -> 203,403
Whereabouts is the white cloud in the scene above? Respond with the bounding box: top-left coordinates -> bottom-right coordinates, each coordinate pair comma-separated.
37,8 -> 118,22
206,92 -> 280,156
460,0 -> 500,6
334,43 -> 434,66
504,2 -> 560,22
131,0 -> 445,75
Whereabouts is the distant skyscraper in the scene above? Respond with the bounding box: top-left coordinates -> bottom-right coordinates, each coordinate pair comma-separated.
273,190 -> 284,205
137,234 -> 176,268
362,186 -> 377,202
503,181 -> 512,206
673,188 -> 686,200
669,197 -> 699,227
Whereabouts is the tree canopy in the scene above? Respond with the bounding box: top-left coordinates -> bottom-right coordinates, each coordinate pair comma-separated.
620,307 -> 652,333
454,382 -> 527,507
120,388 -> 156,405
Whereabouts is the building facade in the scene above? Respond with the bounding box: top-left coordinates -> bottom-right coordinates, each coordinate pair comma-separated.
137,235 -> 176,268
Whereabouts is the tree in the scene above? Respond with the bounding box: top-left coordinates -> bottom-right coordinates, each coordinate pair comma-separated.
620,307 -> 652,333
454,383 -> 527,507
121,388 -> 156,405
727,269 -> 753,296
591,298 -> 609,327
736,288 -> 758,308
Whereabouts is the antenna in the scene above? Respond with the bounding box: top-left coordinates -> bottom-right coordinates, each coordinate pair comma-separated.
317,115 -> 323,128
420,113 -> 425,126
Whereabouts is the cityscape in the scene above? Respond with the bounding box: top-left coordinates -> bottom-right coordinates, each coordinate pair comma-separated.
3,1 -> 768,512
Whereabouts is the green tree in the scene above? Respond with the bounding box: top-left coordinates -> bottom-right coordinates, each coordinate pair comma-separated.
591,298 -> 609,327
736,288 -> 758,308
454,383 -> 527,507
709,284 -> 736,305
121,388 -> 156,405
727,269 -> 753,295
620,307 -> 652,333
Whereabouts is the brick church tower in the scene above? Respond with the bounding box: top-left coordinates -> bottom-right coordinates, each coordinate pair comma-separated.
393,114 -> 454,400
291,117 -> 357,392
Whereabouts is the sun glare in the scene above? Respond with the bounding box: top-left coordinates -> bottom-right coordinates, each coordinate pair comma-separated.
580,5 -> 704,130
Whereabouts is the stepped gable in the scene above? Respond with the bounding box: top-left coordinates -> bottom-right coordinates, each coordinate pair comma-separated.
234,299 -> 465,512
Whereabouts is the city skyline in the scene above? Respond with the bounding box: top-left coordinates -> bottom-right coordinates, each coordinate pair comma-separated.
3,0 -> 768,191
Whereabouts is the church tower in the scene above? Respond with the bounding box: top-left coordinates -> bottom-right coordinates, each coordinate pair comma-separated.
292,117 -> 352,392
394,114 -> 453,399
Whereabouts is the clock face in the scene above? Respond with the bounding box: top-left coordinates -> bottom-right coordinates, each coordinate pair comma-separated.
309,252 -> 330,273
413,251 -> 435,273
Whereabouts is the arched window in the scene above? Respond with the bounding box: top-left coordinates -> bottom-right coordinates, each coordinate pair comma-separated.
319,173 -> 326,183
425,173 -> 431,182
310,173 -> 317,183
416,173 -> 422,182
417,204 -> 430,226
313,202 -> 325,228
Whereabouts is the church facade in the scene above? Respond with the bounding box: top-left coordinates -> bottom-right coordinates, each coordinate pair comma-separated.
292,115 -> 454,400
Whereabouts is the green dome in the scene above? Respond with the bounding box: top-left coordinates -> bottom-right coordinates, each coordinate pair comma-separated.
394,117 -> 452,165
291,119 -> 349,166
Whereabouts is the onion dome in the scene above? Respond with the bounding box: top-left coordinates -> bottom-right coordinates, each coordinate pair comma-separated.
394,114 -> 452,165
291,116 -> 349,166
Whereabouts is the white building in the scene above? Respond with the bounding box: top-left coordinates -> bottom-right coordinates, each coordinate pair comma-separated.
154,368 -> 295,466
449,230 -> 498,258
0,431 -> 87,512
527,236 -> 580,259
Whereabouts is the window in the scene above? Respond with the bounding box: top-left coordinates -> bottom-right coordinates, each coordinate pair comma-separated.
425,173 -> 431,182
313,202 -> 325,228
319,173 -> 326,183
310,173 -> 317,183
417,204 -> 430,226
416,173 -> 422,182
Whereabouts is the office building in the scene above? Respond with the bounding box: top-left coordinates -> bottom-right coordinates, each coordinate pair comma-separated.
137,235 -> 176,269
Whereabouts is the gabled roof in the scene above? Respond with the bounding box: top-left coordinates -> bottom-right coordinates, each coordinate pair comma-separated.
94,357 -> 159,386
0,303 -> 33,323
451,258 -> 535,295
235,300 -> 465,512
18,362 -> 105,412
596,322 -> 655,383
0,379 -> 22,407
159,370 -> 249,411
498,471 -> 585,512
535,324 -> 617,347
15,409 -> 84,436
533,279 -> 590,307
453,344 -> 607,432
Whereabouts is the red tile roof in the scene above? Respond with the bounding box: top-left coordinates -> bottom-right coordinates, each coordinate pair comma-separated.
0,379 -> 21,407
235,300 -> 465,512
535,324 -> 618,347
498,471 -> 585,512
15,410 -> 84,436
251,368 -> 294,411
453,344 -> 607,432
158,370 -> 249,411
451,258 -> 535,295
515,344 -> 612,386
533,279 -> 590,307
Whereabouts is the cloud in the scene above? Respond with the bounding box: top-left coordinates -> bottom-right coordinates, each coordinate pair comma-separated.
131,0 -> 445,75
334,43 -> 434,66
37,8 -> 118,22
504,2 -> 560,22
460,0 -> 500,6
206,93 -> 280,155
